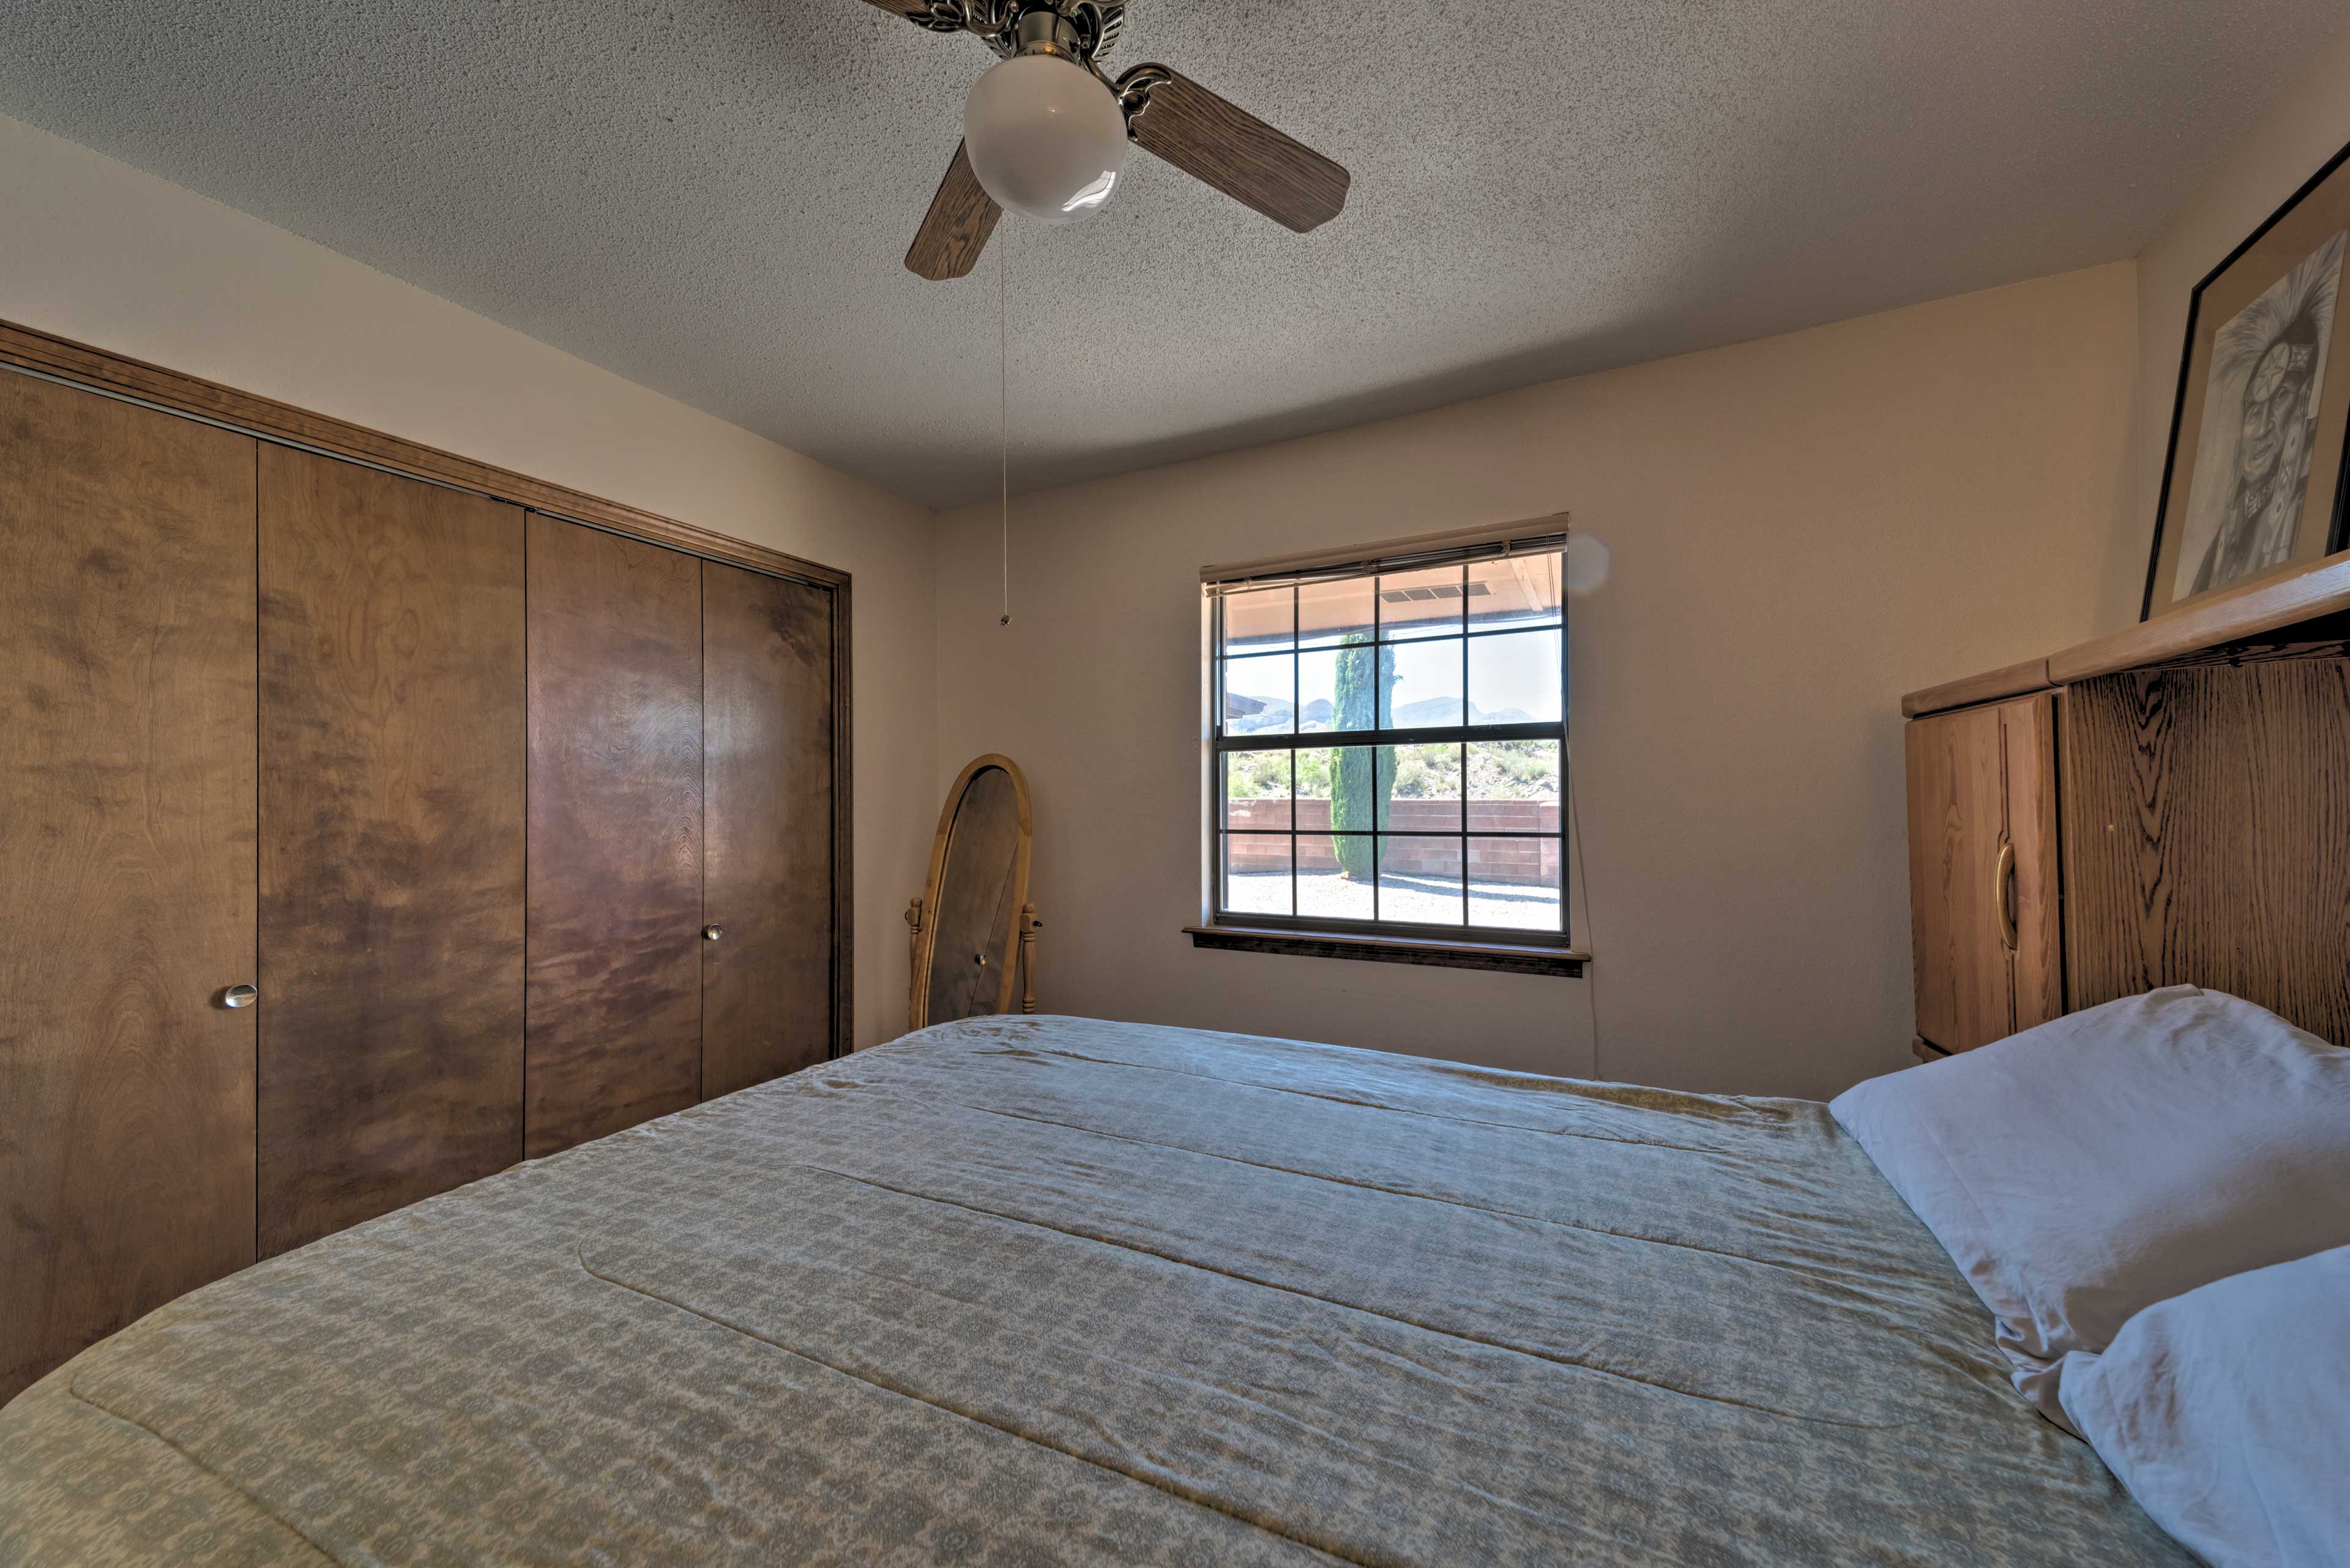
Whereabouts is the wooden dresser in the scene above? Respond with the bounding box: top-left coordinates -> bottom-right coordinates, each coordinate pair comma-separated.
0,327 -> 852,1403
1904,553 -> 2350,1059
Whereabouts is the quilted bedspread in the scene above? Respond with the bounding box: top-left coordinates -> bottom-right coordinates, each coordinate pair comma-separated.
0,1015 -> 2188,1566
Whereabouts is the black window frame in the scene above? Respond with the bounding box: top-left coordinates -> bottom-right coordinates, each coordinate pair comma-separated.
1206,541 -> 1572,949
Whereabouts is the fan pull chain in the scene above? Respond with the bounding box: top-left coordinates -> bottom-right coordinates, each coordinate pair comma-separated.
998,218 -> 1011,628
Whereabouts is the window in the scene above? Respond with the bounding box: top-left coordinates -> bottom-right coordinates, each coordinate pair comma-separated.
1206,536 -> 1569,951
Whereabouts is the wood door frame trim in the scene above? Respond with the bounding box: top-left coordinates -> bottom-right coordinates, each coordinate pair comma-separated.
1,318 -> 857,1059
832,588 -> 854,1060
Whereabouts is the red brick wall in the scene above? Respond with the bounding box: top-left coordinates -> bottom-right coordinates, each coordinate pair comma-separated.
1225,799 -> 1561,884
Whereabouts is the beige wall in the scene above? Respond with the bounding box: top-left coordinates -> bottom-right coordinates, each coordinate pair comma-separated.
23,17 -> 2346,1096
2101,20 -> 2350,631
0,112 -> 937,1048
934,263 -> 2139,1099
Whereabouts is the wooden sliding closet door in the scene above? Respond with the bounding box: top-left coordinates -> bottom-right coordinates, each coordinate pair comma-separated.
524,517 -> 706,1155
0,375 -> 259,1404
258,447 -> 526,1255
702,562 -> 835,1096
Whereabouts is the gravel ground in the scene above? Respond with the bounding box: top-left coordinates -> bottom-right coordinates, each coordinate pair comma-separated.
1228,869 -> 1561,931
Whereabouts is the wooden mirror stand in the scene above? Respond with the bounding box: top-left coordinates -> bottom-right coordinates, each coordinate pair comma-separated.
905,754 -> 1041,1030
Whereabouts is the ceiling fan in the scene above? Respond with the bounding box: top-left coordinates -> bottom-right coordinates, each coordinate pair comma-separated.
862,0 -> 1351,280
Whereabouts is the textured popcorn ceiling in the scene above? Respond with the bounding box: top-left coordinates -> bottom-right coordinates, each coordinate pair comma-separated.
0,2 -> 2338,507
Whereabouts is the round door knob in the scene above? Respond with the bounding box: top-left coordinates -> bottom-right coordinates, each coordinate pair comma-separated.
703,924 -> 724,941
223,984 -> 258,1009
974,953 -> 988,968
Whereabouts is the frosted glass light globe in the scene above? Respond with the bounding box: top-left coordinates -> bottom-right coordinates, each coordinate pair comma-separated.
962,53 -> 1128,224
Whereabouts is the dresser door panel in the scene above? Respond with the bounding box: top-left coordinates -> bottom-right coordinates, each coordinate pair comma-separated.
1906,703 -> 2014,1052
0,375 -> 259,1403
524,515 -> 705,1156
703,562 -> 835,1097
258,447 -> 526,1255
2003,692 -> 2064,1032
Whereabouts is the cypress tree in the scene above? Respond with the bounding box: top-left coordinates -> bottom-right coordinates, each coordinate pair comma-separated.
1330,634 -> 1394,881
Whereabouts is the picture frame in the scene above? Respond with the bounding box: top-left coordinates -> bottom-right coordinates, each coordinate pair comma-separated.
2143,135 -> 2350,619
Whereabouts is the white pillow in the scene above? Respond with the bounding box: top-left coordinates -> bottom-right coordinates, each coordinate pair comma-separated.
1830,985 -> 2350,1422
2059,1246 -> 2350,1568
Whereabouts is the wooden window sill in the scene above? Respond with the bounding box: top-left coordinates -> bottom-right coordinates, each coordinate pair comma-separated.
1184,924 -> 1587,977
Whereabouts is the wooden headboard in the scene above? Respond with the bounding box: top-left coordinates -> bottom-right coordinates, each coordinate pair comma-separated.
1903,554 -> 2350,1056
2059,661 -> 2350,1048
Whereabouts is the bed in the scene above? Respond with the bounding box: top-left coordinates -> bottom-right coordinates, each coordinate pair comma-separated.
0,1014 -> 2191,1566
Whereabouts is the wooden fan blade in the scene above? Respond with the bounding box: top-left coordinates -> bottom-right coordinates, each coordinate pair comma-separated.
860,0 -> 937,21
905,141 -> 1002,281
1124,67 -> 1349,233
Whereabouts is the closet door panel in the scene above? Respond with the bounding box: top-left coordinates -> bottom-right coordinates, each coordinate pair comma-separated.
524,515 -> 704,1157
258,447 -> 526,1256
703,563 -> 834,1096
0,375 -> 259,1405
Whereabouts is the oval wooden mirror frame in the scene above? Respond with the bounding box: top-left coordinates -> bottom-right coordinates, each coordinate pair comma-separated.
906,754 -> 1039,1031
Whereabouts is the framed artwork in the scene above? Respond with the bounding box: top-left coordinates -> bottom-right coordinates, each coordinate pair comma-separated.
2144,137 -> 2350,618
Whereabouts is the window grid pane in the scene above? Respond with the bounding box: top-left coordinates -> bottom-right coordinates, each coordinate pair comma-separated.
1221,584 -> 1296,654
1468,630 -> 1563,726
1222,832 -> 1293,917
1377,835 -> 1464,926
1299,575 -> 1375,648
1216,831 -> 1568,929
1223,749 -> 1292,829
1222,651 -> 1296,736
1468,835 -> 1562,931
1375,564 -> 1466,641
1468,554 -> 1562,632
1379,639 -> 1464,728
1210,549 -> 1567,943
1299,831 -> 1375,922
